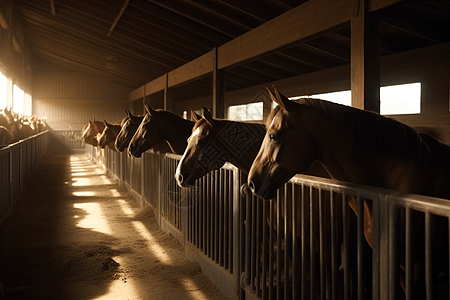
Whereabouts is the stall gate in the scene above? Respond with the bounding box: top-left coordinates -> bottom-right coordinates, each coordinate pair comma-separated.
89,145 -> 450,300
0,131 -> 50,226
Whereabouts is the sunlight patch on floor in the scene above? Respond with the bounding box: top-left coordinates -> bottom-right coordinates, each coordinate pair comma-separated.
73,202 -> 112,235
131,221 -> 171,263
73,191 -> 96,197
93,256 -> 140,300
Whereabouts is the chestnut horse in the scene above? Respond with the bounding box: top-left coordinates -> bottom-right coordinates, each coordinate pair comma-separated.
81,118 -> 105,147
248,86 -> 450,299
98,120 -> 121,151
128,103 -> 196,157
175,106 -> 346,298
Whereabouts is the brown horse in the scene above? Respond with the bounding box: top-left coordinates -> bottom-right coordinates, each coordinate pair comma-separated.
175,106 -> 267,187
128,103 -> 195,157
114,110 -> 170,153
174,106 -> 343,297
81,118 -> 105,147
98,120 -> 121,151
248,86 -> 450,299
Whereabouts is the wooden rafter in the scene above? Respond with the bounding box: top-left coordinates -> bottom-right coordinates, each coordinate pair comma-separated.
107,0 -> 130,37
49,0 -> 55,15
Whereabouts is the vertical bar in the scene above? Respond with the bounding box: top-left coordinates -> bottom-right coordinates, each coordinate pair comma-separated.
342,193 -> 350,300
277,189 -> 282,300
301,184 -> 307,300
389,204 -> 399,300
269,197 -> 274,299
284,185 -> 289,300
262,199 -> 268,300
425,212 -> 432,300
357,196 -> 365,300
319,188 -> 326,300
310,187 -> 316,300
219,169 -> 224,266
330,191 -> 338,300
405,207 -> 412,300
256,193 -> 261,297
292,184 -> 299,300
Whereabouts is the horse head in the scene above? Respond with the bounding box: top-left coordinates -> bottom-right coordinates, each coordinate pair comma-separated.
248,86 -> 319,200
175,107 -> 230,188
115,111 -> 144,152
128,103 -> 165,157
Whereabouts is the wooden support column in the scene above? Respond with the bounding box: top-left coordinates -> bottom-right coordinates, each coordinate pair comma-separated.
212,47 -> 225,119
351,0 -> 380,112
164,73 -> 173,111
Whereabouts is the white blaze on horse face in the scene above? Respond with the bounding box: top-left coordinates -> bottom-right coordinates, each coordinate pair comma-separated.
192,127 -> 201,137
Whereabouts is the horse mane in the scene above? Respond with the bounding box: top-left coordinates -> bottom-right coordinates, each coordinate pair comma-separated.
286,98 -> 433,162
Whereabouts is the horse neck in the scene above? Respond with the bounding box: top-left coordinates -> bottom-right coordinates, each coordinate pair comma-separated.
218,120 -> 266,173
159,113 -> 194,154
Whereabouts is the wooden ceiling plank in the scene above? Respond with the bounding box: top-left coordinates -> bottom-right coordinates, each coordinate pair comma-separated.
18,5 -> 180,69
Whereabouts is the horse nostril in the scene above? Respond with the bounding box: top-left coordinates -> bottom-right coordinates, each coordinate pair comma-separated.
248,180 -> 256,192
177,173 -> 184,184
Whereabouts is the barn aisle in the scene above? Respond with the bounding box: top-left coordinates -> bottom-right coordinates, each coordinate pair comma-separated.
0,143 -> 228,300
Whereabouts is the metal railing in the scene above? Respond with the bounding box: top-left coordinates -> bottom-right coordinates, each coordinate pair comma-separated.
0,131 -> 50,226
88,145 -> 450,300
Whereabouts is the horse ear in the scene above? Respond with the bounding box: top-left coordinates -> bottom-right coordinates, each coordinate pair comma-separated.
201,106 -> 214,123
267,86 -> 292,111
190,108 -> 200,122
144,102 -> 156,116
125,110 -> 131,117
104,120 -> 110,127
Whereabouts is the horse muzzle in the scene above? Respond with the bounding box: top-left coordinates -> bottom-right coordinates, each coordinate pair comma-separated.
247,175 -> 277,200
176,171 -> 196,188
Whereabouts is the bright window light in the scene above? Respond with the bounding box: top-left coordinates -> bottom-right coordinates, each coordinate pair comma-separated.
13,84 -> 24,114
380,82 -> 421,115
0,72 -> 7,109
228,102 -> 263,121
287,82 -> 421,115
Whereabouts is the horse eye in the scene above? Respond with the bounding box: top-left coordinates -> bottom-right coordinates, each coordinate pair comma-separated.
269,133 -> 280,143
197,138 -> 207,145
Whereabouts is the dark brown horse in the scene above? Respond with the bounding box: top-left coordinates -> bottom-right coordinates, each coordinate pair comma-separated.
98,120 -> 121,151
114,110 -> 170,153
128,103 -> 195,157
248,86 -> 450,299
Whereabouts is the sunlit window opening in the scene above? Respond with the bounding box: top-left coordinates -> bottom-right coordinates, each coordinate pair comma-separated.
228,102 -> 263,120
24,92 -> 32,116
13,84 -> 24,114
0,72 -> 7,108
380,82 -> 421,115
287,82 -> 421,115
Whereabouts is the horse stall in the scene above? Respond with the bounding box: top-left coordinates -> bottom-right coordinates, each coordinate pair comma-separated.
90,145 -> 450,300
0,132 -> 50,226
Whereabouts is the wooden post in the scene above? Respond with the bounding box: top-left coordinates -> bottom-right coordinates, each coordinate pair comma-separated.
351,0 -> 380,113
164,73 -> 173,111
212,47 -> 225,118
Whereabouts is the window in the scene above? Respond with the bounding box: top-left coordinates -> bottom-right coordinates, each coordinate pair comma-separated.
288,82 -> 421,115
0,72 -> 7,109
380,82 -> 420,115
228,102 -> 263,121
13,84 -> 24,114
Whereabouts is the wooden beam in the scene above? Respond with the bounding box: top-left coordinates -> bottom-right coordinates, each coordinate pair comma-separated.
351,0 -> 380,112
167,50 -> 214,88
49,0 -> 56,15
107,0 -> 130,37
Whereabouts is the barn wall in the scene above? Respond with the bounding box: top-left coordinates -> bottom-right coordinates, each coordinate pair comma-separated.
173,42 -> 450,143
33,71 -> 131,131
